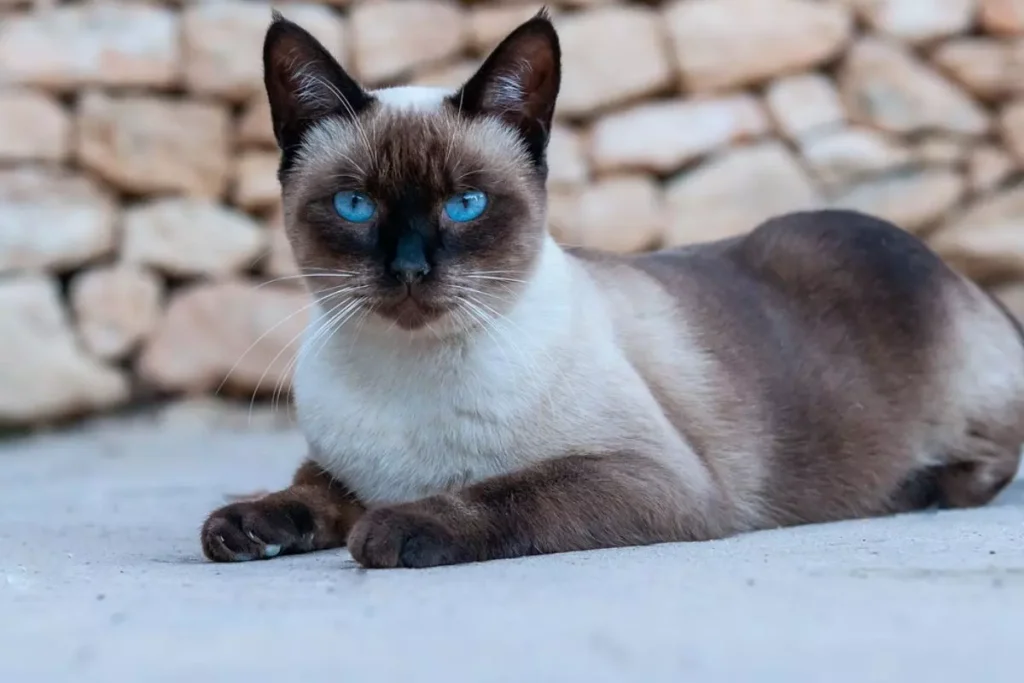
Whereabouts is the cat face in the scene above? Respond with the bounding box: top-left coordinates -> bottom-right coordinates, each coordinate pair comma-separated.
263,10 -> 561,334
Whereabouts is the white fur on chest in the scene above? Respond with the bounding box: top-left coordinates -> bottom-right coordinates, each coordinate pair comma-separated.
292,240 -> 603,504
294,336 -> 556,504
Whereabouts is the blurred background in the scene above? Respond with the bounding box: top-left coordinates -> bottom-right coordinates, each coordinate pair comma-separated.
2,0 -> 1024,431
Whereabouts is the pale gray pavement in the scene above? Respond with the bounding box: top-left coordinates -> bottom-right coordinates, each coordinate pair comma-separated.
2,421 -> 1023,683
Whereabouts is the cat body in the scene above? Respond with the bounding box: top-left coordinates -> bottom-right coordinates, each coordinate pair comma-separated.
201,11 -> 1024,568
296,208 -> 1024,533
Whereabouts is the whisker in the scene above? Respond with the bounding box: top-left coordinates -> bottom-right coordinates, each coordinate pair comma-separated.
252,273 -> 359,289
462,275 -> 527,285
451,285 -> 514,308
248,290 -> 362,419
307,72 -> 375,164
445,88 -> 465,170
467,293 -> 553,395
271,350 -> 301,416
266,293 -> 369,417
458,297 -> 518,371
214,285 -> 359,398
347,301 -> 376,352
301,270 -> 362,278
303,296 -> 367,368
321,151 -> 367,177
463,269 -> 526,276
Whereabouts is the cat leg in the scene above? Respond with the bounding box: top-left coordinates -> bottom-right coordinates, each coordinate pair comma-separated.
347,453 -> 725,569
201,460 -> 364,562
936,430 -> 1022,509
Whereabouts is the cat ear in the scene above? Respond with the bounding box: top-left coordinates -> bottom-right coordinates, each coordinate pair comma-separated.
451,8 -> 561,168
262,12 -> 372,171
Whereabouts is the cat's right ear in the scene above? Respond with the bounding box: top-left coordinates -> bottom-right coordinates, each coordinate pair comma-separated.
263,12 -> 371,171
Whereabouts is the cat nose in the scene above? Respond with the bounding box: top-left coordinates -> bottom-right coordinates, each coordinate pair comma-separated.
390,258 -> 430,284
390,231 -> 431,284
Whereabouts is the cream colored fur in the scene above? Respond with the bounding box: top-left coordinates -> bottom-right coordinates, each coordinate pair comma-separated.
293,237 -> 723,519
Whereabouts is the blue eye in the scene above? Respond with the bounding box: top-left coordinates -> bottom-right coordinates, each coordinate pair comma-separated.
333,191 -> 376,223
444,190 -> 488,222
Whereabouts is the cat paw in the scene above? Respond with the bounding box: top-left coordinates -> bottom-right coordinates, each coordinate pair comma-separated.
201,499 -> 314,562
347,506 -> 474,569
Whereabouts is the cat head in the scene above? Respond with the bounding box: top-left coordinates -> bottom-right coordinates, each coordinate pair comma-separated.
263,9 -> 561,335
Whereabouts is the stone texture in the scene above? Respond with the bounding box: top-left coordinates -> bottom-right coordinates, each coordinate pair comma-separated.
0,4 -> 179,90
0,274 -> 128,425
238,95 -> 276,148
841,38 -> 990,136
265,208 -> 299,279
912,135 -> 968,166
968,145 -> 1016,193
351,0 -> 467,83
122,199 -> 267,278
0,168 -> 116,273
5,0 -> 1024,426
549,175 -> 666,253
148,395 -> 297,434
137,281 -> 312,396
827,168 -> 966,233
764,73 -> 846,140
232,151 -> 281,212
0,89 -> 71,162
665,0 -> 852,93
932,39 -> 1013,102
588,95 -> 769,174
849,0 -> 974,44
979,0 -> 1024,35
999,99 -> 1024,163
664,142 -> 820,246
183,2 -> 347,102
70,265 -> 164,361
469,4 -> 548,54
556,6 -> 674,117
799,127 -> 913,188
930,187 -> 1024,282
548,124 -> 589,187
76,92 -> 231,198
546,187 -> 582,248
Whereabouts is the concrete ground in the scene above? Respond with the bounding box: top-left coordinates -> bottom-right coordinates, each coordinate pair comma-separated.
2,416 -> 1023,683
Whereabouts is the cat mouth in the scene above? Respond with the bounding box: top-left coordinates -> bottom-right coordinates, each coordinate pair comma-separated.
375,288 -> 448,330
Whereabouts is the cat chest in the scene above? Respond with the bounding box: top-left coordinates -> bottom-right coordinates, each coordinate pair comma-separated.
297,377 -> 541,505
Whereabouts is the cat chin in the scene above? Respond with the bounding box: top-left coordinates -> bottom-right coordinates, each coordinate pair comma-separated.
374,300 -> 448,332
362,300 -> 491,340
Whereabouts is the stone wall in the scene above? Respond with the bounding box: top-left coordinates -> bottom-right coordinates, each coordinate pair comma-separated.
2,0 -> 1024,427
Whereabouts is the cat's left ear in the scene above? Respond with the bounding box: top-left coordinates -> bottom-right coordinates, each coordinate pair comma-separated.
450,8 -> 561,169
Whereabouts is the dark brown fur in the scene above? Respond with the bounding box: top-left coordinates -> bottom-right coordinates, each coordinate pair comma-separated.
202,460 -> 363,561
626,211 -> 1022,523
347,454 -> 712,569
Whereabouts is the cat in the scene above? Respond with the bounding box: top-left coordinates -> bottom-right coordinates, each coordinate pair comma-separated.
201,10 -> 1024,569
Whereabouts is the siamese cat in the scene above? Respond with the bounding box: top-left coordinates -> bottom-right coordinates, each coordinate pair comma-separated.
201,10 -> 1024,568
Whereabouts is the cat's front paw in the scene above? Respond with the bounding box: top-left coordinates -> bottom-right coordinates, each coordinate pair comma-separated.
201,499 -> 314,562
347,506 -> 475,569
